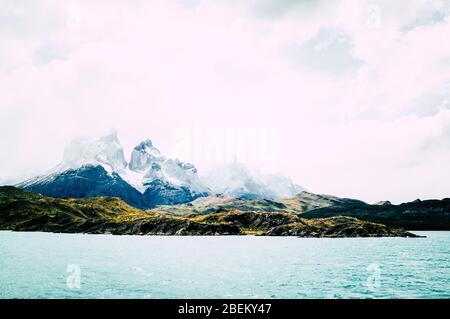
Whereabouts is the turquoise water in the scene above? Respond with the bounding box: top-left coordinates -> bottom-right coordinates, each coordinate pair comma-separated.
0,231 -> 449,299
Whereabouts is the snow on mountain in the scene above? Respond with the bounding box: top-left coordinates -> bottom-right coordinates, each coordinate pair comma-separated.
17,131 -> 127,187
121,139 -> 208,195
128,139 -> 161,172
18,131 -> 305,208
18,132 -> 208,208
62,131 -> 127,173
19,131 -> 128,188
199,162 -> 304,200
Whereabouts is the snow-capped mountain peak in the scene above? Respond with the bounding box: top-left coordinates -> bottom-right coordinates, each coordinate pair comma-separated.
119,138 -> 207,196
128,139 -> 162,172
62,131 -> 127,173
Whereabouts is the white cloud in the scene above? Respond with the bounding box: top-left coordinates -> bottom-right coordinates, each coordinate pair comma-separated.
0,0 -> 449,203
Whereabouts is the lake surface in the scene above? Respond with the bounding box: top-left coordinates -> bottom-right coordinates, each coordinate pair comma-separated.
0,231 -> 449,299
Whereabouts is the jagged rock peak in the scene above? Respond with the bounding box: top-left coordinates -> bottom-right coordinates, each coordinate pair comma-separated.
134,139 -> 160,155
129,139 -> 162,172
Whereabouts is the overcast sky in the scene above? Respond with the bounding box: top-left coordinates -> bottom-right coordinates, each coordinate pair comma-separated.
1,0 -> 450,203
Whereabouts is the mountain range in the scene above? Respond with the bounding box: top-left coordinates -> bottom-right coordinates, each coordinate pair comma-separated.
4,132 -> 449,234
17,132 -> 303,209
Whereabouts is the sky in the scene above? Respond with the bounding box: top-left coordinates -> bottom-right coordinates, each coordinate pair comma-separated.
1,0 -> 449,203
